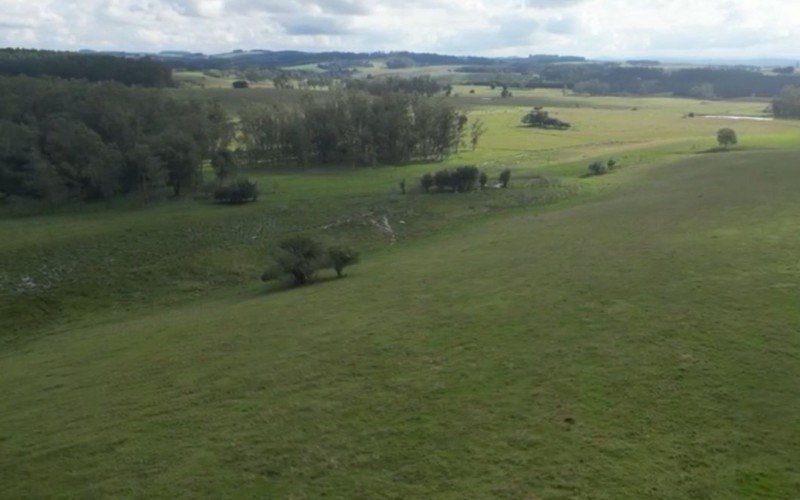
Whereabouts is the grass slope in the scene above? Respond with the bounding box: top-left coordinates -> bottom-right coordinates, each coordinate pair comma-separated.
2,150 -> 800,497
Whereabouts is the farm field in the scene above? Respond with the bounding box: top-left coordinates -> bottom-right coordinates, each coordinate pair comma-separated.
2,88 -> 800,497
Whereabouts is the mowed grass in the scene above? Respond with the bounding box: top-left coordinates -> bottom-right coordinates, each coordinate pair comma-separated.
2,150 -> 800,497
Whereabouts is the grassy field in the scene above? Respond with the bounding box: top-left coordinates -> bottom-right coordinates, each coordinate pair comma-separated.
2,88 -> 800,497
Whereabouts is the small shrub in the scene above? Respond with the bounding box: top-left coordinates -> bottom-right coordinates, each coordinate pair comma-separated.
420,173 -> 434,192
263,236 -> 326,286
327,246 -> 359,278
499,169 -> 511,188
433,169 -> 452,192
479,171 -> 488,189
607,158 -> 617,170
588,161 -> 607,176
214,179 -> 258,204
399,178 -> 406,195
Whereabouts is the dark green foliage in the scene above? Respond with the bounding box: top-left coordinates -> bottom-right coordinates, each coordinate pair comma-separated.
499,169 -> 511,188
213,179 -> 258,204
399,179 -> 406,195
522,107 -> 571,130
263,236 -> 327,286
588,162 -> 608,176
479,172 -> 488,189
0,76 -> 230,202
528,63 -> 799,98
240,90 -> 465,167
232,80 -> 249,89
0,48 -> 173,87
345,76 -> 443,97
211,149 -> 238,183
773,86 -> 800,118
327,246 -> 359,278
420,173 -> 434,192
428,166 -> 481,193
717,128 -> 738,149
607,158 -> 618,170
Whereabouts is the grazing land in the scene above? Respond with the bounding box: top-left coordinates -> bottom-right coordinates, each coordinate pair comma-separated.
2,87 -> 800,497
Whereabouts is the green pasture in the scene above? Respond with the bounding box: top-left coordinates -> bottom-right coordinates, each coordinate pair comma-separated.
2,88 -> 800,497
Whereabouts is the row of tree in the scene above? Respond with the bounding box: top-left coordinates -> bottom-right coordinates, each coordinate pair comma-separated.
460,63 -> 800,99
240,90 -> 469,167
0,76 -> 230,202
0,49 -> 174,87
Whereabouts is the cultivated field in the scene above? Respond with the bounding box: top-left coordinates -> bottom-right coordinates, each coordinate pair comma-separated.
2,87 -> 800,497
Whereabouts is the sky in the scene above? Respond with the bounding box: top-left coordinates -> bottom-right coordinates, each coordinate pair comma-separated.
1,0 -> 798,60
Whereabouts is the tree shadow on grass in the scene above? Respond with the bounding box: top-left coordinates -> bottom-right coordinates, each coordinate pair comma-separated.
697,147 -> 735,154
242,273 -> 350,300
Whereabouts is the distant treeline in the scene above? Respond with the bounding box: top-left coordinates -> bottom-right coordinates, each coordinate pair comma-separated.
158,50 -> 499,71
240,91 -> 467,167
345,76 -> 444,97
0,49 -> 174,87
0,76 -> 228,202
462,63 -> 800,98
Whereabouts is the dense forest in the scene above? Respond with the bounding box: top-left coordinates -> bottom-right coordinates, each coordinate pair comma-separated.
0,49 -> 174,87
240,91 -> 467,167
0,75 -> 468,203
0,77 -> 228,202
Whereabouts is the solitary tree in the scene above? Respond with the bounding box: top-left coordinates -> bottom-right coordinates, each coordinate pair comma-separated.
499,168 -> 511,188
263,236 -> 326,286
328,246 -> 359,278
717,128 -> 738,149
470,119 -> 487,151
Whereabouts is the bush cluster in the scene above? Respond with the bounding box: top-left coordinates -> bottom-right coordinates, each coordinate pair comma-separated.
421,166 -> 512,192
420,166 -> 480,193
588,159 -> 618,176
213,179 -> 258,204
262,236 -> 359,287
522,107 -> 571,130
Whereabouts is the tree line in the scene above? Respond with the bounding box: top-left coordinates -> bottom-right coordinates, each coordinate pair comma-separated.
240,90 -> 468,167
1,76 -> 474,203
773,86 -> 800,118
0,76 -> 230,202
459,62 -> 800,99
0,49 -> 174,87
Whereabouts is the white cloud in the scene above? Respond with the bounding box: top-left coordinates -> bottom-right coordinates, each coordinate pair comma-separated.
0,0 -> 797,59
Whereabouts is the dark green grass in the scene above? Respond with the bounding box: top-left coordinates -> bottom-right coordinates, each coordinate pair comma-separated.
2,150 -> 800,497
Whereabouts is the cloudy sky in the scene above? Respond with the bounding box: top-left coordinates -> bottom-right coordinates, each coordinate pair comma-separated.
1,0 -> 798,59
